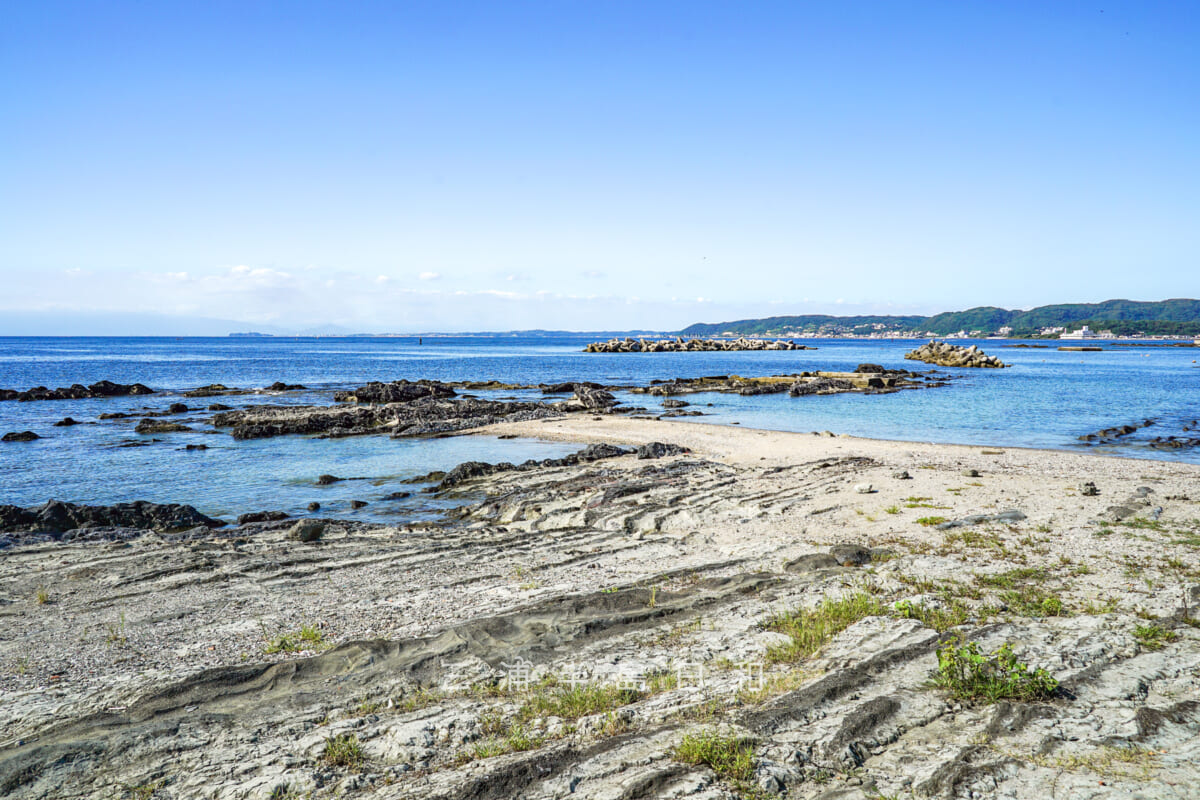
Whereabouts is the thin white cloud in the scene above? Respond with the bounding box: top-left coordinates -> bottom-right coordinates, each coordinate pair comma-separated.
418,271 -> 442,281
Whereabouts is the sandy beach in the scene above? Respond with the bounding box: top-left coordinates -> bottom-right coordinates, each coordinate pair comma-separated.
2,417 -> 1199,799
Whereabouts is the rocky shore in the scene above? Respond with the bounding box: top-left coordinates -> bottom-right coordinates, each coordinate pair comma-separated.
634,365 -> 941,397
2,419 -> 1198,799
585,337 -> 816,353
905,341 -> 1009,368
0,380 -> 155,402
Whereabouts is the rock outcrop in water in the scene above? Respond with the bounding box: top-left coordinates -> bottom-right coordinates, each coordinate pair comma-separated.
634,368 -> 934,398
213,396 -> 562,439
0,380 -> 155,402
904,341 -> 1009,368
333,379 -> 458,404
585,337 -> 815,353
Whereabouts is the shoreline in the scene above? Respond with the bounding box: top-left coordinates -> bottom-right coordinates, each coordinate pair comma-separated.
473,413 -> 1200,473
3,415 -> 1200,798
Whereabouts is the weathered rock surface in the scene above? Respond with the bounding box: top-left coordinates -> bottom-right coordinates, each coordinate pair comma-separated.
586,336 -> 816,352
333,379 -> 457,404
237,510 -> 290,525
2,442 -> 1198,799
212,396 -> 561,440
433,443 -> 635,492
637,370 -> 933,399
636,441 -> 689,459
287,518 -> 326,541
0,380 -> 155,402
134,418 -> 192,434
1,430 -> 39,442
0,499 -> 224,539
559,386 -> 617,411
904,340 -> 1009,368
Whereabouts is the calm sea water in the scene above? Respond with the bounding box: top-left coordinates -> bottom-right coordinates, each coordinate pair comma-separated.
1,335 -> 1197,522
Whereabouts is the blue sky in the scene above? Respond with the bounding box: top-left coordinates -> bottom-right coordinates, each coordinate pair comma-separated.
2,1 -> 1197,333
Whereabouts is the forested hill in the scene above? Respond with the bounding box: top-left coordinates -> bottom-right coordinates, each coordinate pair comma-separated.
680,299 -> 1200,337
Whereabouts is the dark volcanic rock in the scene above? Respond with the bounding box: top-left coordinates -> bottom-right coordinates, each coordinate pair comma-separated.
207,403 -> 233,411
333,379 -> 456,404
287,519 -> 325,542
2,431 -> 39,442
636,442 -> 689,460
266,381 -> 306,391
184,384 -> 239,398
349,500 -> 368,509
571,386 -> 617,410
0,500 -> 224,535
2,380 -> 156,402
829,544 -> 873,567
789,378 -> 854,396
855,363 -> 887,373
213,395 -> 558,440
53,417 -> 80,427
316,474 -> 343,485
167,403 -> 189,414
433,443 -> 635,492
785,553 -> 841,572
237,511 -> 290,525
135,419 -> 192,434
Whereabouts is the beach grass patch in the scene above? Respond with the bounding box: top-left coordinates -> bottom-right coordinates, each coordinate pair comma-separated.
764,592 -> 886,663
34,585 -> 51,605
933,639 -> 1058,704
263,623 -> 326,654
106,611 -> 128,647
321,733 -> 365,768
916,516 -> 947,527
673,729 -> 756,783
973,567 -> 1049,589
892,599 -> 971,632
1004,744 -> 1161,782
393,686 -> 444,712
1133,624 -> 1179,650
1120,518 -> 1166,532
516,682 -> 642,722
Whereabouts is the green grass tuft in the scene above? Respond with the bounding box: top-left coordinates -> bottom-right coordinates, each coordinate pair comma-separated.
933,639 -> 1058,704
673,729 -> 756,783
1132,624 -> 1179,651
264,623 -> 326,654
321,733 -> 365,768
765,592 -> 885,663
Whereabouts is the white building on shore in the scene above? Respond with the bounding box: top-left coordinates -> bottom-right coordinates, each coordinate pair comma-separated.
1060,325 -> 1116,340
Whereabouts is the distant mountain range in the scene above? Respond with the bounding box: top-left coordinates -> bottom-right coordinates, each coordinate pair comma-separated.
680,298 -> 1200,338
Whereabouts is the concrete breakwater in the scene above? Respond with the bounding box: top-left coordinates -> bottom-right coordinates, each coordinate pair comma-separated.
585,337 -> 815,353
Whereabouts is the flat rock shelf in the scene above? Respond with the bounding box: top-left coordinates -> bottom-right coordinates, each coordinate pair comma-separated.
2,417 -> 1199,799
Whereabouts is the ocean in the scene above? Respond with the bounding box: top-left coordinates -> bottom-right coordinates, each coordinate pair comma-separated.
1,335 -> 1197,523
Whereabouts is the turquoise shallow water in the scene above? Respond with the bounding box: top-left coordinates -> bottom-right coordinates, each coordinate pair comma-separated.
0,335 -> 1197,522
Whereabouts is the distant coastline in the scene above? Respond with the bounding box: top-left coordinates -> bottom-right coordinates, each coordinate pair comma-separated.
681,298 -> 1200,340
